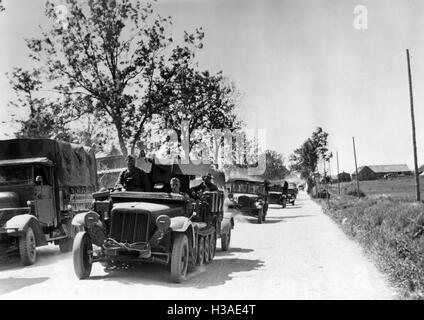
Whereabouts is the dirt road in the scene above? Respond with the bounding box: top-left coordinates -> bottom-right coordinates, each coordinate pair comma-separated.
0,192 -> 397,299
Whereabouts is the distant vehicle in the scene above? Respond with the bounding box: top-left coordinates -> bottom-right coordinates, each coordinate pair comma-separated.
226,178 -> 268,223
72,163 -> 234,283
268,184 -> 287,208
287,183 -> 298,206
298,184 -> 304,191
0,139 -> 96,265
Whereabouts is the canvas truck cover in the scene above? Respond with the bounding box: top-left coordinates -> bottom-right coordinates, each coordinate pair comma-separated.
0,139 -> 97,188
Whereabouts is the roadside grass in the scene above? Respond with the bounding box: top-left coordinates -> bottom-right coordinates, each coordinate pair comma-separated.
318,194 -> 424,300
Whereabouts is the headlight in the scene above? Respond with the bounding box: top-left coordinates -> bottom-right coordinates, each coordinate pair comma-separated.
156,215 -> 171,231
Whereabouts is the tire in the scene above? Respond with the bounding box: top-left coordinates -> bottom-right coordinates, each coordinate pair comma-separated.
221,228 -> 231,251
204,235 -> 210,264
170,233 -> 189,283
73,231 -> 93,279
257,209 -> 263,224
210,232 -> 216,259
19,226 -> 37,266
263,203 -> 268,215
197,236 -> 205,266
188,237 -> 197,272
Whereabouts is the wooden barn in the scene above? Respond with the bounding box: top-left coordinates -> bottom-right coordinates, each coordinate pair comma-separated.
338,171 -> 351,182
352,164 -> 411,181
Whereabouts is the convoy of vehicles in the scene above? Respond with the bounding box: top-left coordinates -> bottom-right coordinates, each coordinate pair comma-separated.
226,178 -> 269,224
72,162 -> 234,283
0,138 -> 97,265
0,137 -> 305,283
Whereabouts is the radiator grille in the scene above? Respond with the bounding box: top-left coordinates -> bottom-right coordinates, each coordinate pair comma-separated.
238,196 -> 253,207
110,211 -> 149,243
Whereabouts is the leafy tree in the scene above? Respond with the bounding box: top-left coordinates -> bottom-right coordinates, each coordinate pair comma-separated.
290,127 -> 332,193
0,0 -> 5,12
7,68 -> 73,141
261,150 -> 289,181
23,0 -> 201,155
158,57 -> 241,147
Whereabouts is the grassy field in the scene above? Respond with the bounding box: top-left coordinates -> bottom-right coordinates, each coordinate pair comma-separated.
327,176 -> 424,199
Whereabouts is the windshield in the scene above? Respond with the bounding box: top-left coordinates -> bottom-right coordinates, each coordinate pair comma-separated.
0,166 -> 33,186
231,182 -> 264,194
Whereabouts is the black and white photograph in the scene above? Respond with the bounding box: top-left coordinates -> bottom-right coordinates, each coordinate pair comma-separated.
0,0 -> 424,302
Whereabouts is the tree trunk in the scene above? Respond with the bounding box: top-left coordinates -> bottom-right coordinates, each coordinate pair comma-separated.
114,123 -> 127,156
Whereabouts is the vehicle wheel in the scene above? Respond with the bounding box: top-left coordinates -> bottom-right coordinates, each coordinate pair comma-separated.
73,232 -> 93,279
170,233 -> 189,283
221,228 -> 231,251
19,225 -> 37,266
197,236 -> 205,266
188,236 -> 197,272
257,209 -> 263,224
210,232 -> 216,259
204,235 -> 210,264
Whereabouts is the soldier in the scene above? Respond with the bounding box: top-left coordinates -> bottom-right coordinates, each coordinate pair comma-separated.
190,173 -> 218,198
116,155 -> 152,192
170,177 -> 190,199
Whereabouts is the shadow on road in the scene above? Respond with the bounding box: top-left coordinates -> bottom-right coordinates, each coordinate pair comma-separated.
0,246 -> 69,272
215,247 -> 254,257
88,257 -> 265,289
86,245 -> 263,288
267,215 -> 317,220
0,277 -> 49,295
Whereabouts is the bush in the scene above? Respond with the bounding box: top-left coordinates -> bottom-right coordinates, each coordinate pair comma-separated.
343,182 -> 366,197
321,195 -> 424,299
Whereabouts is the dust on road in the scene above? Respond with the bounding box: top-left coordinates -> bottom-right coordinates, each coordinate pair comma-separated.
0,192 -> 397,299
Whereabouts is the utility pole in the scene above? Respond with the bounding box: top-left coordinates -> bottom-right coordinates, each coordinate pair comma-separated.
327,157 -> 331,205
336,151 -> 341,195
406,49 -> 421,202
352,137 -> 360,198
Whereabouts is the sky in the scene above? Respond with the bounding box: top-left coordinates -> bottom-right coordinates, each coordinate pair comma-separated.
1,0 -> 424,175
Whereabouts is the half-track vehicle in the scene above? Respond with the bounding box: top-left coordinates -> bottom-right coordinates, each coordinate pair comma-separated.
226,178 -> 269,223
0,138 -> 97,265
72,161 -> 234,283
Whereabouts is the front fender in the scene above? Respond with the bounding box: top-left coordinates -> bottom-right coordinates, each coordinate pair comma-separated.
169,216 -> 192,232
72,211 -> 102,228
170,217 -> 195,249
4,214 -> 47,246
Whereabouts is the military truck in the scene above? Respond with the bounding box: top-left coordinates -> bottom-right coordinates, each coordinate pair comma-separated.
287,182 -> 298,206
268,184 -> 287,208
226,177 -> 269,223
0,138 -> 97,265
72,161 -> 234,283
